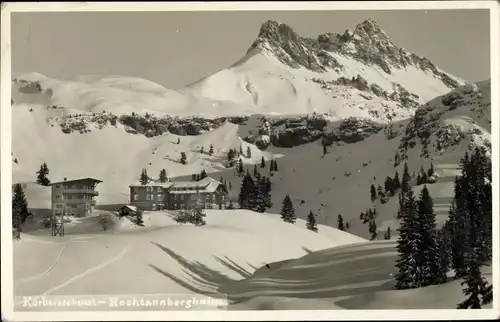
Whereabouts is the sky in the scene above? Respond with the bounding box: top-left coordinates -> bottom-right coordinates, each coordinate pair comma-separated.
11,9 -> 490,89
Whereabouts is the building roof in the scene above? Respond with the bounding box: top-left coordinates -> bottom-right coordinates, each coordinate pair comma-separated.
118,205 -> 139,212
129,182 -> 175,188
129,176 -> 223,192
49,177 -> 103,186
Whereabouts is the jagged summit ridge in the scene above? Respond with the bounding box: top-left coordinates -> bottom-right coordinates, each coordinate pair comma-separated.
246,18 -> 463,89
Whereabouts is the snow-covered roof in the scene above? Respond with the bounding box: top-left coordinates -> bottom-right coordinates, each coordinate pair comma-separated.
129,177 -> 223,192
118,205 -> 138,212
171,176 -> 219,189
129,182 -> 175,188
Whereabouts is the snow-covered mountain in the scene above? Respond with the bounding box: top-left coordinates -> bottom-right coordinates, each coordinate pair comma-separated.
13,18 -> 465,122
11,18 -> 487,240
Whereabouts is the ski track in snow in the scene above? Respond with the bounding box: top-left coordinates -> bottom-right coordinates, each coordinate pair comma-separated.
15,243 -> 69,286
40,245 -> 130,296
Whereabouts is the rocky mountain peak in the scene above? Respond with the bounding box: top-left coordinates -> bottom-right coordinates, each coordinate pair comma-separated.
244,18 -> 463,90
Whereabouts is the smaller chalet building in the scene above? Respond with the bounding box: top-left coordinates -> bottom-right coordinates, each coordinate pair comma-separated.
129,177 -> 228,211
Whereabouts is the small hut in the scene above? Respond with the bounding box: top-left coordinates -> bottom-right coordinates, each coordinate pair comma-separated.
116,205 -> 140,218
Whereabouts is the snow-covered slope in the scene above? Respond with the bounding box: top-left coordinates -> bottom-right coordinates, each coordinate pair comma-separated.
13,80 -> 490,241
13,209 -> 365,310
221,240 -> 493,310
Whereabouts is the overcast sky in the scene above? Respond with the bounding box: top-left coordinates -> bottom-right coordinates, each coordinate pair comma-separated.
11,9 -> 490,89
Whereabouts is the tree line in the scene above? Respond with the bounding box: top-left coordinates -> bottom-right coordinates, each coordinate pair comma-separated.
394,147 -> 492,309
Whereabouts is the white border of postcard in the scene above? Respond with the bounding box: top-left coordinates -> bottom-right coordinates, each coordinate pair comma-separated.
1,1 -> 499,321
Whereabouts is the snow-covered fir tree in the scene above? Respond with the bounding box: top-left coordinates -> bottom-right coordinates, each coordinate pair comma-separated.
12,183 -> 28,231
260,156 -> 266,168
159,169 -> 168,183
238,173 -> 254,209
209,144 -> 214,156
140,168 -> 149,185
337,214 -> 345,231
415,185 -> 439,287
306,211 -> 318,232
191,189 -> 207,227
395,189 -> 421,289
246,146 -> 252,158
36,162 -> 50,186
280,194 -> 296,224
370,184 -> 377,202
180,152 -> 187,165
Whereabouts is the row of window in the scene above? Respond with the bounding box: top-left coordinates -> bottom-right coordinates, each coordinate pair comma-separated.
135,186 -> 208,193
54,194 -> 94,200
55,184 -> 94,190
132,193 -> 223,202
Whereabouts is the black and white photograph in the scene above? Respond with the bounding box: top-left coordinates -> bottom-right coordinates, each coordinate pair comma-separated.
1,1 -> 498,320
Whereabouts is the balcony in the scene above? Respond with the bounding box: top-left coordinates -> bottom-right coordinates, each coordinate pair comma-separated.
61,188 -> 99,196
62,199 -> 97,205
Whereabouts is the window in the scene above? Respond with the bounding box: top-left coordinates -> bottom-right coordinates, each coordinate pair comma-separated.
180,204 -> 185,210
221,195 -> 225,201
157,194 -> 163,201
191,194 -> 196,200
146,186 -> 152,192
55,184 -> 61,189
173,195 -> 177,200
180,195 -> 184,201
206,195 -> 210,200
146,194 -> 151,201
152,204 -> 156,211
64,195 -> 72,200
133,194 -> 139,201
156,187 -> 162,192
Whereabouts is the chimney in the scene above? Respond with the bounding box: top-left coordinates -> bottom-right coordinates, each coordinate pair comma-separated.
64,177 -> 67,181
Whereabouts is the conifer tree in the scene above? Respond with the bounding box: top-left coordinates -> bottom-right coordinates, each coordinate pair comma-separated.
369,220 -> 378,240
159,169 -> 168,183
306,211 -> 318,232
227,149 -> 235,162
238,173 -> 254,209
200,146 -> 205,154
199,169 -> 208,180
377,185 -> 384,198
401,162 -> 411,193
274,159 -> 279,172
140,168 -> 149,185
239,145 -> 243,156
209,144 -> 214,156
260,156 -> 266,168
228,181 -> 233,190
12,183 -> 28,230
265,177 -> 271,193
337,214 -> 345,231
191,189 -> 207,226
36,162 -> 50,186
435,227 -> 451,284
280,194 -> 296,224
345,221 -> 350,230
238,158 -> 244,174
177,138 -> 180,144
254,164 -> 258,177
427,162 -> 435,178
252,176 -> 273,213
247,146 -> 252,158
393,170 -> 401,191
385,226 -> 391,240
370,184 -> 377,202
416,185 -> 439,286
395,189 -> 421,289
384,176 -> 394,196
270,160 -> 274,171
180,152 -> 187,165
